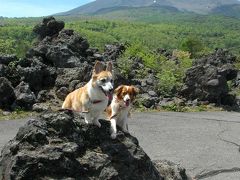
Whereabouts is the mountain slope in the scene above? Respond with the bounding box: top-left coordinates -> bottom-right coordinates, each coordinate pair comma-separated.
56,0 -> 157,15
165,0 -> 240,14
211,4 -> 240,18
92,6 -> 190,23
56,0 -> 240,16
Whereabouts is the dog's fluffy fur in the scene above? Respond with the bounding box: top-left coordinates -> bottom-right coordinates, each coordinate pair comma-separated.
106,85 -> 139,139
62,61 -> 114,127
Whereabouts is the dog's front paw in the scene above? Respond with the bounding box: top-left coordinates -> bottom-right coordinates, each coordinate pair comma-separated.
111,133 -> 117,139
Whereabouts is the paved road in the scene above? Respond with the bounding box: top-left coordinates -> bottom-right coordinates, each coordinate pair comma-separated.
1,112 -> 240,179
129,112 -> 240,180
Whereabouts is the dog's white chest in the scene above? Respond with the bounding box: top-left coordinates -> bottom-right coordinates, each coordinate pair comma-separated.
118,108 -> 129,120
91,99 -> 108,112
87,82 -> 109,113
111,100 -> 130,123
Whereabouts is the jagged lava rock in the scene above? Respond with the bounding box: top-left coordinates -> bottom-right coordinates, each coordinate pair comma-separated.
154,160 -> 191,180
0,110 -> 163,180
181,49 -> 238,104
0,54 -> 18,65
0,77 -> 16,109
14,81 -> 36,109
33,16 -> 64,40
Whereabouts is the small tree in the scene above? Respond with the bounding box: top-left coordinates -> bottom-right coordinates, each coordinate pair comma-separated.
180,37 -> 204,58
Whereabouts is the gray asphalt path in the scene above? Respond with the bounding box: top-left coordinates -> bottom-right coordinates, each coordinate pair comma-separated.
1,112 -> 240,179
129,112 -> 240,180
0,118 -> 29,150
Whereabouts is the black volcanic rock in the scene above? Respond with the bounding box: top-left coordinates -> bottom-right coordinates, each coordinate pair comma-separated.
181,49 -> 238,104
0,17 -> 122,110
17,57 -> 57,92
0,110 -> 163,180
103,43 -> 126,61
154,160 -> 191,180
14,81 -> 36,109
0,64 -> 8,77
0,54 -> 18,65
28,29 -> 91,68
33,16 -> 64,40
0,77 -> 16,109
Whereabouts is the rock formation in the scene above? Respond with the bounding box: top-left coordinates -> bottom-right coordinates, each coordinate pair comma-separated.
0,17 -> 239,111
0,77 -> 16,109
0,110 -> 191,179
0,110 -> 162,179
0,17 -> 102,110
181,49 -> 238,105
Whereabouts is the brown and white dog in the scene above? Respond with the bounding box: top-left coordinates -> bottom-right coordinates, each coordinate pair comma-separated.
62,61 -> 114,127
106,85 -> 139,139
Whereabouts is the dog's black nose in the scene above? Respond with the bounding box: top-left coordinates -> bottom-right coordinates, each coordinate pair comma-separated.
109,87 -> 113,92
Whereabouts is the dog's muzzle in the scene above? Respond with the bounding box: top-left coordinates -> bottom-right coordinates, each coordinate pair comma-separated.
99,86 -> 113,101
124,99 -> 130,107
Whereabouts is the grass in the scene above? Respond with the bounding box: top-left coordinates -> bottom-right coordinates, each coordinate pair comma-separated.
134,103 -> 224,112
0,109 -> 38,121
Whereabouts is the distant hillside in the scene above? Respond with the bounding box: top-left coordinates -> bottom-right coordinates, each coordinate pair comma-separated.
56,0 -> 240,17
92,6 -> 193,23
56,0 -> 165,15
211,4 -> 240,18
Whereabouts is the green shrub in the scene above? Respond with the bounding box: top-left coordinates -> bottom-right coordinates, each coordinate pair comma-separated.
156,50 -> 192,96
157,68 -> 179,96
118,42 -> 193,97
0,39 -> 15,54
180,36 -> 204,58
117,57 -> 134,79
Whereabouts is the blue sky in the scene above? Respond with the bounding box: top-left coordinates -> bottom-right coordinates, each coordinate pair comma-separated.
0,0 -> 95,17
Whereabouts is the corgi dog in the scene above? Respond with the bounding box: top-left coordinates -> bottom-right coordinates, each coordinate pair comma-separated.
62,61 -> 114,127
106,85 -> 139,139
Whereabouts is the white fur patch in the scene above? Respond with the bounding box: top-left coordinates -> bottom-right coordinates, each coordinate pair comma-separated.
124,94 -> 130,102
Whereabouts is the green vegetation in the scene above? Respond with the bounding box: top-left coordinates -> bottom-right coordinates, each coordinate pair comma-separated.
0,22 -> 35,57
156,50 -> 192,96
0,11 -> 239,98
1,11 -> 240,57
117,42 -> 192,96
0,109 -> 37,121
159,103 -> 223,112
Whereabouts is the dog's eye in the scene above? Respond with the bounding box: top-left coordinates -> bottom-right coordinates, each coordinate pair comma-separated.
101,79 -> 106,83
110,79 -> 113,83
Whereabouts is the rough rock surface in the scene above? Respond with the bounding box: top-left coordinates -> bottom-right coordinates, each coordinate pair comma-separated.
235,71 -> 240,87
154,160 -> 191,180
33,16 -> 64,40
0,17 -> 102,110
0,110 -> 163,180
181,49 -> 238,104
13,81 -> 36,109
0,54 -> 18,65
103,43 -> 126,61
0,17 -> 239,110
0,77 -> 16,109
0,17 -> 131,110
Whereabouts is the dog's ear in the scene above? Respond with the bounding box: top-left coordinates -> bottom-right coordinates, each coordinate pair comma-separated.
93,61 -> 104,75
132,86 -> 139,96
106,61 -> 113,73
114,85 -> 124,98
